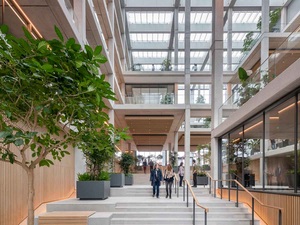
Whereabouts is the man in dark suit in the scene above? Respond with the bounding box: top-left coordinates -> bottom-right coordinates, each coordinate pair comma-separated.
150,163 -> 163,198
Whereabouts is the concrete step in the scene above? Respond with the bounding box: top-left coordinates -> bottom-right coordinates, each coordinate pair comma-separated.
110,218 -> 260,225
115,206 -> 249,213
112,211 -> 252,219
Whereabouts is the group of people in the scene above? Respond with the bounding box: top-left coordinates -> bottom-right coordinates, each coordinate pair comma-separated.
149,162 -> 185,198
142,159 -> 154,174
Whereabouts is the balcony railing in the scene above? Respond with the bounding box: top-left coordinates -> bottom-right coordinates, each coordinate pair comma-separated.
219,27 -> 300,120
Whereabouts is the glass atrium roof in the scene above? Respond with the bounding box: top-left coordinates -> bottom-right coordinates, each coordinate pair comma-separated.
124,0 -> 286,72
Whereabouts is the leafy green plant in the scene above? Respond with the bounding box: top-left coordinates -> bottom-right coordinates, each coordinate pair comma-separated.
195,95 -> 205,104
160,58 -> 172,71
242,31 -> 254,52
119,152 -> 135,175
0,25 -> 116,225
257,8 -> 281,31
169,151 -> 178,167
160,93 -> 174,104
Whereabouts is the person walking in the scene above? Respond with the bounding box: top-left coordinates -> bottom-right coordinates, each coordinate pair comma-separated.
164,164 -> 175,199
178,162 -> 184,187
150,163 -> 162,198
192,159 -> 197,187
149,159 -> 154,172
143,158 -> 147,174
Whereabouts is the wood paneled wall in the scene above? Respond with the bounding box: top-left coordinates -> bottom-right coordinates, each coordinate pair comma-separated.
0,147 -> 75,225
218,189 -> 300,225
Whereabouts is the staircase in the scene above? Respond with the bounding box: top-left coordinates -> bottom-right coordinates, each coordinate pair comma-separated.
110,185 -> 260,225
42,174 -> 261,225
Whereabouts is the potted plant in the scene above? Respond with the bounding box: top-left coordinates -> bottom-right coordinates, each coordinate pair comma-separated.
119,152 -> 135,185
160,93 -> 174,104
169,151 -> 178,172
196,169 -> 208,185
77,126 -> 130,199
160,58 -> 172,71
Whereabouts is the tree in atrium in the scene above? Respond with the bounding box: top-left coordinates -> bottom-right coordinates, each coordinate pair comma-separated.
0,25 -> 121,225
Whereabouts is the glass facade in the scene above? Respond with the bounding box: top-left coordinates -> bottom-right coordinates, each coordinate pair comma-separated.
219,89 -> 300,193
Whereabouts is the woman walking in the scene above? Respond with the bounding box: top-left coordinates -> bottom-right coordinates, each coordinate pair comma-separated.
178,162 -> 184,187
164,164 -> 175,199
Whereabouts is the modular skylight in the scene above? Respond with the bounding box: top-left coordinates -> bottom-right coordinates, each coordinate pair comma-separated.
232,11 -> 261,24
178,12 -> 212,24
130,33 -> 170,42
132,51 -> 168,58
127,11 -> 173,24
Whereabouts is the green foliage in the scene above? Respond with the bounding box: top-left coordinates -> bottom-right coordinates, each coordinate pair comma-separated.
242,31 -> 254,52
119,152 -> 135,175
169,151 -> 177,167
160,93 -> 173,104
77,171 -> 110,181
238,67 -> 249,82
160,58 -> 172,71
78,125 -> 130,180
0,25 -> 116,168
257,8 -> 281,31
195,95 -> 205,104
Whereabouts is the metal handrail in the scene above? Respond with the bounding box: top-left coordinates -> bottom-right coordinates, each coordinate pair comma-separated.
173,173 -> 179,197
206,173 -> 283,225
183,178 -> 209,225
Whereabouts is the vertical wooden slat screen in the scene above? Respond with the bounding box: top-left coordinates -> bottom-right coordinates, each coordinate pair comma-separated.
0,146 -> 75,225
219,189 -> 300,225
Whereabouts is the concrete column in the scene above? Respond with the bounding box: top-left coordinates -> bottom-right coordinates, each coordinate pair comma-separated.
73,0 -> 86,42
108,0 -> 115,67
260,0 -> 269,77
227,8 -> 233,72
184,0 -> 191,183
281,7 -> 287,32
168,143 -> 172,165
174,6 -> 179,71
211,0 -> 224,181
74,146 -> 86,184
174,132 -> 179,166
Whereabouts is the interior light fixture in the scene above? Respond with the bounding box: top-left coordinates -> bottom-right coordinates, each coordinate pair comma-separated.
278,102 -> 299,114
239,121 -> 263,135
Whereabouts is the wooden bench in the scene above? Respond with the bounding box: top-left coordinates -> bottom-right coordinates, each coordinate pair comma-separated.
38,211 -> 95,225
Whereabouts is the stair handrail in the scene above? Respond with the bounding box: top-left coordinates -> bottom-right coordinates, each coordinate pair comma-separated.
183,178 -> 209,225
173,173 -> 179,197
206,173 -> 283,225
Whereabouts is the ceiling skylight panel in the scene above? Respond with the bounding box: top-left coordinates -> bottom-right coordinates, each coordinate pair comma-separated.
200,13 -> 208,23
178,52 -> 185,58
157,33 -> 163,41
223,33 -> 227,41
243,13 -> 251,23
127,12 -> 135,24
130,33 -> 137,42
159,13 -> 165,24
137,33 -> 142,40
235,13 -> 244,23
178,13 -> 185,24
135,13 -> 141,23
178,33 -> 185,41
194,13 -> 201,24
206,13 -> 212,23
204,33 -> 211,41
141,12 -> 147,23
153,33 -> 158,41
132,52 -> 138,58
153,13 -> 159,23
148,13 -> 153,23
141,33 -> 147,41
191,13 -> 196,24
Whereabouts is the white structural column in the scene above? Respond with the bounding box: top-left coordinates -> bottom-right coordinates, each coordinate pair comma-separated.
211,0 -> 224,180
174,132 -> 179,166
184,0 -> 191,182
73,0 -> 86,42
227,7 -> 233,72
174,5 -> 179,71
108,0 -> 115,124
280,6 -> 287,32
260,0 -> 269,76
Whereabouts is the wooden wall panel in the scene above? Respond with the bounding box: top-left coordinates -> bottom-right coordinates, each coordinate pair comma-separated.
218,189 -> 300,225
0,146 -> 75,225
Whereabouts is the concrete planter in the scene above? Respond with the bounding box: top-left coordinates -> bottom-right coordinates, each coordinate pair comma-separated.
76,180 -> 110,200
197,176 -> 208,185
125,175 -> 133,185
110,173 -> 125,187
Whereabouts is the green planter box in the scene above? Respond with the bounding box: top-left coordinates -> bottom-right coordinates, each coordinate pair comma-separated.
76,180 -> 110,200
197,176 -> 208,185
125,175 -> 133,185
110,173 -> 125,187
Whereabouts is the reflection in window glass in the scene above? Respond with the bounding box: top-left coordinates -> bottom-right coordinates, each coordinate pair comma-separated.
221,135 -> 229,185
244,115 -> 263,188
265,97 -> 295,190
297,95 -> 300,192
